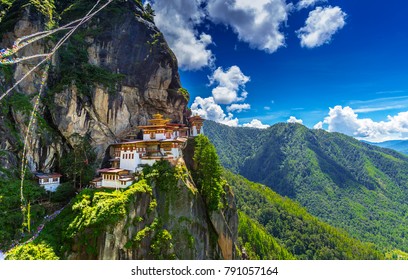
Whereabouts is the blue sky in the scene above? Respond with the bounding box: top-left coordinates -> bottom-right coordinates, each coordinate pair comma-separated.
147,0 -> 408,142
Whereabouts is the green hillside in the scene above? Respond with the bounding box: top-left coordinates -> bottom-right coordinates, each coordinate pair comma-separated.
202,120 -> 270,173
227,171 -> 382,260
238,211 -> 295,260
205,120 -> 408,253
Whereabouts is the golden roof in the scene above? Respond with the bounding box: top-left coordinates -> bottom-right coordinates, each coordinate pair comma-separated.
146,113 -> 171,126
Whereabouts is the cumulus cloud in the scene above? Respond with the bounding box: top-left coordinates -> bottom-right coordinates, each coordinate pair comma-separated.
321,106 -> 408,142
297,0 -> 326,10
297,6 -> 346,48
287,116 -> 304,124
206,0 -> 292,53
191,96 -> 239,126
227,103 -> 251,112
150,0 -> 214,70
191,97 -> 269,129
209,66 -> 250,104
313,121 -> 323,129
242,119 -> 270,129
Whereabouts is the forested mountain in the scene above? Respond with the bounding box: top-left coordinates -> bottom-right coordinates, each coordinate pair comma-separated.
227,171 -> 382,260
205,120 -> 408,253
202,120 -> 270,173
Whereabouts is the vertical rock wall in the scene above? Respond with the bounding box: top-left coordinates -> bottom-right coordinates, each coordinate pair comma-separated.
0,1 -> 188,174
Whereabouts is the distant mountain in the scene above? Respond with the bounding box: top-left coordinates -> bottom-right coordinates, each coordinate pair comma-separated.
367,140 -> 408,155
226,171 -> 383,260
205,120 -> 408,253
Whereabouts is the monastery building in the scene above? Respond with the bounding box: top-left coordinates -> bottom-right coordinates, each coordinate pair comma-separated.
92,114 -> 204,189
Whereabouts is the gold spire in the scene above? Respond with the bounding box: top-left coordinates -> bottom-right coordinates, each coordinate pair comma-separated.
147,113 -> 171,126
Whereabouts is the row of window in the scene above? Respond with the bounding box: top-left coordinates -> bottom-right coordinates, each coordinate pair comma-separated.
122,153 -> 135,160
147,133 -> 176,139
103,174 -> 118,181
40,178 -> 59,183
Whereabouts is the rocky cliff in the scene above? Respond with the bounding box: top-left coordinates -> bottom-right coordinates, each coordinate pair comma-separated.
0,0 -> 188,174
32,159 -> 238,260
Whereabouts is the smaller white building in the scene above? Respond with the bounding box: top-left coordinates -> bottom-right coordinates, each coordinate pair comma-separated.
96,168 -> 134,189
35,173 -> 62,192
188,115 -> 204,137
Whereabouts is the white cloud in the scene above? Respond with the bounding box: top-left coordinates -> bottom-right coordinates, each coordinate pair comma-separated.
297,0 -> 326,10
321,106 -> 408,142
191,97 -> 268,129
349,96 -> 408,113
191,96 -> 239,126
313,121 -> 323,129
297,6 -> 346,48
354,105 -> 406,113
287,116 -> 304,124
323,106 -> 359,135
264,106 -> 271,110
206,0 -> 292,53
209,66 -> 250,104
242,119 -> 270,129
227,103 -> 251,112
150,0 -> 214,70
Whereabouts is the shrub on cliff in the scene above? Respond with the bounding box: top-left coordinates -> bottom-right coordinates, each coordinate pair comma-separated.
193,135 -> 225,211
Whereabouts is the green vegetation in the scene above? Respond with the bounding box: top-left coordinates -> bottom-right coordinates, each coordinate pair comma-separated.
0,0 -> 21,33
5,92 -> 33,115
49,182 -> 76,202
0,0 -> 14,7
12,177 -> 179,259
226,171 -> 383,260
143,3 -> 155,22
0,178 -> 47,250
386,249 -> 408,260
60,133 -> 97,189
193,135 -> 225,211
142,137 -> 226,213
51,32 -> 125,98
238,211 -> 295,260
0,0 -> 55,30
206,120 -> 408,254
151,229 -> 175,259
33,180 -> 153,258
178,88 -> 189,101
29,0 -> 56,28
0,65 -> 13,84
5,242 -> 58,260
203,120 -> 270,173
143,160 -> 179,192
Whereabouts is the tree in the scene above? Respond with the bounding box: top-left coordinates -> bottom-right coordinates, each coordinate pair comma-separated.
144,3 -> 155,21
5,242 -> 58,260
60,133 -> 96,189
193,135 -> 225,211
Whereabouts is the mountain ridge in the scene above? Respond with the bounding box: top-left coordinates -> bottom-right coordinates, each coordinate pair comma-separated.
366,140 -> 408,155
205,120 -> 408,253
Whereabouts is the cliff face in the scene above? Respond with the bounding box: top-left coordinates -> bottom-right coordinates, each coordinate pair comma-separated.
64,160 -> 238,260
0,0 -> 187,173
